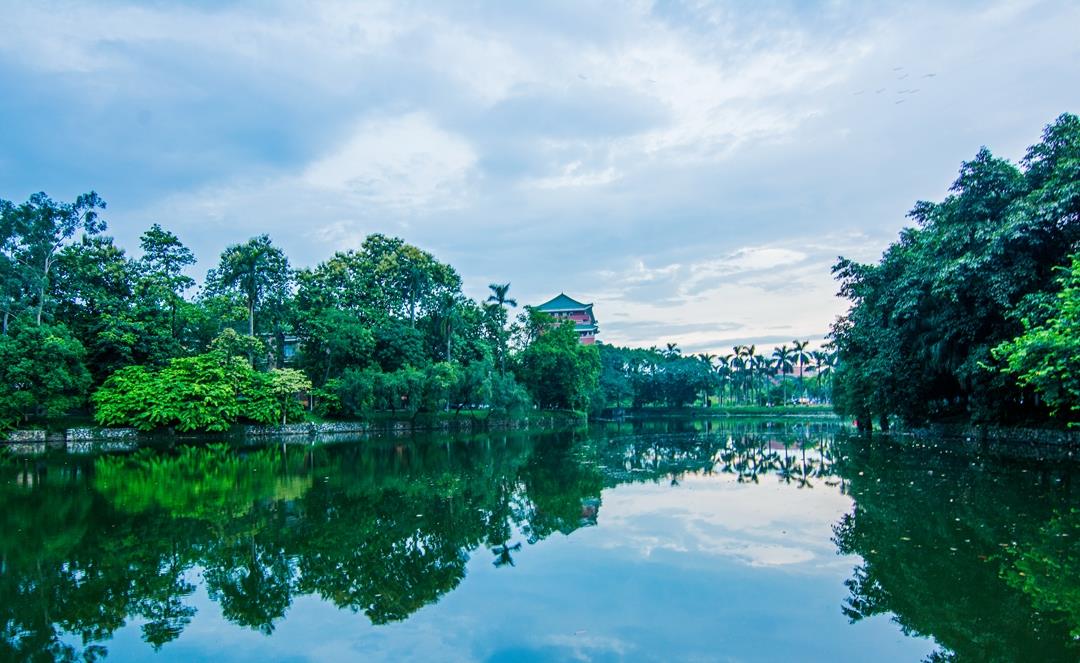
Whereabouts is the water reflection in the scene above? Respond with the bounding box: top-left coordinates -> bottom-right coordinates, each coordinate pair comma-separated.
1,419 -> 1078,661
833,439 -> 1080,662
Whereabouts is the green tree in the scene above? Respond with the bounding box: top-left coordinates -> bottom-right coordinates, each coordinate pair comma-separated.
0,191 -> 107,325
792,339 -> 812,382
205,235 -> 291,338
486,283 -> 517,372
772,344 -> 794,404
0,321 -> 90,425
138,223 -> 196,341
831,114 -> 1080,427
514,320 -> 600,410
993,254 -> 1080,423
267,369 -> 312,425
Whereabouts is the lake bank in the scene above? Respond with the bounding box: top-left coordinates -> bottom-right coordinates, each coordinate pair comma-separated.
1,409 -> 587,455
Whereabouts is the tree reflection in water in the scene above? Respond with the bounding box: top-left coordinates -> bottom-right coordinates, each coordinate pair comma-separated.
1,419 -> 1078,661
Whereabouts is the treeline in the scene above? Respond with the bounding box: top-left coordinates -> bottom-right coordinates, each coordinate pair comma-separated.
831,113 -> 1080,429
0,198 -> 601,430
594,341 -> 834,410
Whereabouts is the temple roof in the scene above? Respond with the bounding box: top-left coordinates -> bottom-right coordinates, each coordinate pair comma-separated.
536,293 -> 592,312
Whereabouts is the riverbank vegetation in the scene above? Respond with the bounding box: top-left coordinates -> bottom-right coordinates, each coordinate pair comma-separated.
0,200 -> 605,430
0,189 -> 837,433
594,342 -> 835,413
831,113 -> 1080,430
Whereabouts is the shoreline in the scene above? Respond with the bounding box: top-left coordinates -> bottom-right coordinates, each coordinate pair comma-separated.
0,410 -> 588,456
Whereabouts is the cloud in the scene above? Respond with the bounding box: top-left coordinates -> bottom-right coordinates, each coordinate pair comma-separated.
303,113 -> 477,212
2,0 -> 1079,351
593,471 -> 854,570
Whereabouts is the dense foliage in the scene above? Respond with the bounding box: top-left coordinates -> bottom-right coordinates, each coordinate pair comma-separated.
91,337 -> 311,432
994,253 -> 1080,422
0,195 -> 607,430
831,113 -> 1080,428
593,340 -> 834,413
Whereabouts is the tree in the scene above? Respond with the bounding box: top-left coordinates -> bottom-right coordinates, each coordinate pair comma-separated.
0,191 -> 107,325
205,235 -> 291,338
0,321 -> 90,425
792,340 -> 812,382
268,369 -> 312,425
486,283 -> 517,372
830,113 -> 1080,427
486,283 -> 517,310
772,345 -> 793,404
514,320 -> 600,410
138,224 -> 196,340
993,254 -> 1080,423
434,292 -> 461,363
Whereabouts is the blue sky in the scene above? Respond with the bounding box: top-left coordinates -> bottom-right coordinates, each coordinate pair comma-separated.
1,0 -> 1078,352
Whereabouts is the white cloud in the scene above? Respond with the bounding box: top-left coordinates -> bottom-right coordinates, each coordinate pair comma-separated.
592,470 -> 854,570
5,0 -> 1079,350
303,112 -> 476,212
527,161 -> 621,190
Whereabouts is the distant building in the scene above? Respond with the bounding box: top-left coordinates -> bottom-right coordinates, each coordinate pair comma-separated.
536,293 -> 598,345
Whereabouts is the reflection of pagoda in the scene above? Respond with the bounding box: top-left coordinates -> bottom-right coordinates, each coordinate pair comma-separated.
536,293 -> 598,345
580,497 -> 601,526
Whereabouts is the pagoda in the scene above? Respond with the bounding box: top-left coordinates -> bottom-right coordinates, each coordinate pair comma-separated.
536,293 -> 598,345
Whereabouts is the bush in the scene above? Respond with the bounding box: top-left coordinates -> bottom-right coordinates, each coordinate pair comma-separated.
92,348 -> 310,432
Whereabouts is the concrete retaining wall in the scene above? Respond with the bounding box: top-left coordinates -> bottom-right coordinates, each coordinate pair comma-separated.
2,412 -> 586,455
908,424 -> 1080,446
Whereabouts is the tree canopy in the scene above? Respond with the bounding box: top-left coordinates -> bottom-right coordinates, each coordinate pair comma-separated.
830,113 -> 1080,428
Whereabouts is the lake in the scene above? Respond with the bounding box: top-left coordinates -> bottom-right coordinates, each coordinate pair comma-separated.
2,417 -> 1079,662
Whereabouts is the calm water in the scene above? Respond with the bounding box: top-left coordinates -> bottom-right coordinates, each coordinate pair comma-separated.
3,418 -> 1079,662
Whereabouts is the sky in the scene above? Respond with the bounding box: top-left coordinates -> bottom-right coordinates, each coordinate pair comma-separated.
1,0 -> 1078,354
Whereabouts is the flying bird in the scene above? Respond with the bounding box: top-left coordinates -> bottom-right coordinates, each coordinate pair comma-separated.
577,73 -> 587,80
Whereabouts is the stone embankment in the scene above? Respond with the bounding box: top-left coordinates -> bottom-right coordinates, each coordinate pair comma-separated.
907,424 -> 1080,446
878,424 -> 1080,462
1,412 -> 585,455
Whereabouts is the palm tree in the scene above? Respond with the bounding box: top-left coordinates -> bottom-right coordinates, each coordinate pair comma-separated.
715,354 -> 733,406
486,282 -> 518,310
435,293 -> 459,362
753,354 -> 770,405
772,345 -> 794,404
811,350 -> 826,386
486,283 -> 516,372
697,353 -> 716,406
664,342 -> 681,360
792,339 -> 812,383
